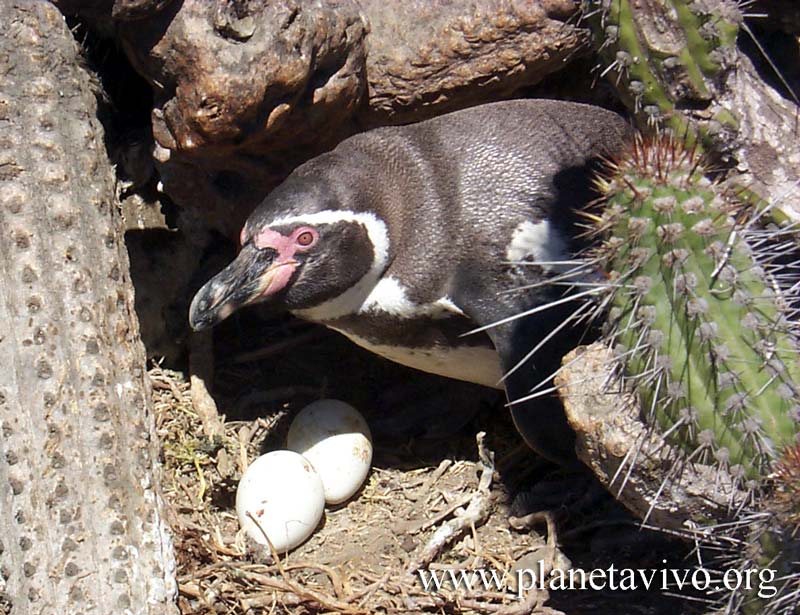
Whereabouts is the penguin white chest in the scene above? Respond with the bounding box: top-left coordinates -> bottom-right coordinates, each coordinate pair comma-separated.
329,328 -> 504,390
300,276 -> 505,388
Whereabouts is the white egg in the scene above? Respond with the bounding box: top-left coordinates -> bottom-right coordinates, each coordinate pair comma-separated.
235,450 -> 325,552
287,399 -> 373,505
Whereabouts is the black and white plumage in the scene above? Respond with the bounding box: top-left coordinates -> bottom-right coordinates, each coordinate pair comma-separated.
189,99 -> 631,463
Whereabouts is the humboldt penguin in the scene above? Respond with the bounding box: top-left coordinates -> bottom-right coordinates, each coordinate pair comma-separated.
189,99 -> 631,463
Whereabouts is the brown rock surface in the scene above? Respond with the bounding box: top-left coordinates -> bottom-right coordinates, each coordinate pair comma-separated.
106,0 -> 586,236
359,0 -> 584,125
556,344 -> 745,531
116,0 -> 368,236
53,0 -> 176,31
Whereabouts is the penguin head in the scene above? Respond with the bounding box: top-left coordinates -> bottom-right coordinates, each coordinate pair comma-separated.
188,181 -> 390,331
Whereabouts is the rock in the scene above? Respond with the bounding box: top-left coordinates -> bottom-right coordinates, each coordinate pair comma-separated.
91,0 -> 587,237
56,1 -> 591,236
53,0 -> 176,33
115,0 -> 368,237
556,344 -> 746,531
112,0 -> 176,21
359,0 -> 585,125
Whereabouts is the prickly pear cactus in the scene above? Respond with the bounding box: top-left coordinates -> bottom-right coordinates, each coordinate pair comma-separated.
592,136 -> 800,481
583,0 -> 740,147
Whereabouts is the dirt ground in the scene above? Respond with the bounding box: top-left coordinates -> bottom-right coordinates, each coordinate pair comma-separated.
141,295 -> 708,615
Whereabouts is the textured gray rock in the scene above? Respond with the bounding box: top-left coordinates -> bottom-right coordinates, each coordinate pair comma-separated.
0,2 -> 177,613
557,345 -> 745,532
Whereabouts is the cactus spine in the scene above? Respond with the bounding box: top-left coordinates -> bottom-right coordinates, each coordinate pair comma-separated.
578,2 -> 800,611
587,135 -> 800,614
583,0 -> 740,147
593,137 -> 800,480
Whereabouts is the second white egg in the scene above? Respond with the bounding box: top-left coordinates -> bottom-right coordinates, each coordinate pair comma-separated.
235,450 -> 325,552
287,399 -> 373,505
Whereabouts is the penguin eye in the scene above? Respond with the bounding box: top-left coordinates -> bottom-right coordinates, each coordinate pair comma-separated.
295,228 -> 317,248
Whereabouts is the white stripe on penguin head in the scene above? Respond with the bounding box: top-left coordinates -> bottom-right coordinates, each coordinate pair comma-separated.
275,210 -> 391,321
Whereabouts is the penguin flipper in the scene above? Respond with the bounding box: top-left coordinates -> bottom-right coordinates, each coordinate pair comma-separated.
451,274 -> 578,465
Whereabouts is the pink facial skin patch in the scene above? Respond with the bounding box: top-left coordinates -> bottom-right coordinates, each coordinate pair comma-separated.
254,227 -> 297,256
251,226 -> 319,298
262,261 -> 297,297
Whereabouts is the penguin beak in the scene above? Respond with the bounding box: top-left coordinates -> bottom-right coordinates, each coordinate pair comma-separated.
189,244 -> 282,331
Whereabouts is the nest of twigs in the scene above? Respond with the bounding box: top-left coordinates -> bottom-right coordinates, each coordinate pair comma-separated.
148,319 -> 705,615
150,364 -> 571,615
